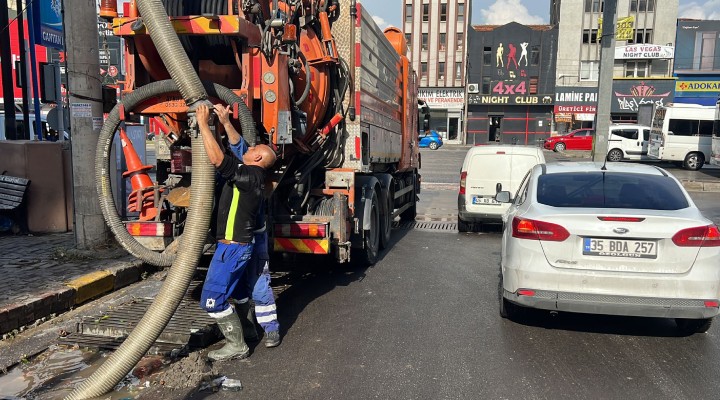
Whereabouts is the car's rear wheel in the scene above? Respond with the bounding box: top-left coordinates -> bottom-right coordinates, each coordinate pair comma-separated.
498,275 -> 522,320
458,217 -> 471,233
683,152 -> 704,171
554,142 -> 566,152
429,141 -> 439,150
676,317 -> 713,335
607,148 -> 623,162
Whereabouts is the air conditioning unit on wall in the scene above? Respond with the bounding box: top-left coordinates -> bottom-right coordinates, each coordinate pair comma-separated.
467,83 -> 479,94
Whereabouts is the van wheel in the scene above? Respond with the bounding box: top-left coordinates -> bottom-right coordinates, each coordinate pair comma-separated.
607,149 -> 623,162
554,142 -> 566,152
683,152 -> 704,171
458,217 -> 471,233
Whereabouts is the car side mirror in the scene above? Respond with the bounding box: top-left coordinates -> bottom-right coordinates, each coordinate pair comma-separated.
495,191 -> 512,203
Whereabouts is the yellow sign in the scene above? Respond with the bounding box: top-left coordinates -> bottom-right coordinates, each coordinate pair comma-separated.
598,16 -> 635,41
676,81 -> 720,92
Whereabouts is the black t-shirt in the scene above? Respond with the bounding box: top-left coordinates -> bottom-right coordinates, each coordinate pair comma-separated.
215,154 -> 265,243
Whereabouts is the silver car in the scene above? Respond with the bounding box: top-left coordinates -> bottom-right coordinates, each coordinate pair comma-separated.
497,162 -> 720,334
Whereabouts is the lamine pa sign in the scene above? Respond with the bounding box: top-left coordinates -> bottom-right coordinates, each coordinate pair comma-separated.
615,45 -> 674,59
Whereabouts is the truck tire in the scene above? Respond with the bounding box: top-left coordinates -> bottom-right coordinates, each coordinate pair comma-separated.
399,178 -> 417,221
379,190 -> 393,250
353,191 -> 380,265
683,152 -> 704,171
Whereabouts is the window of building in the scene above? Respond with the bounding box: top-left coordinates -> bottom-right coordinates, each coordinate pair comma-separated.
405,33 -> 411,46
422,4 -> 429,22
625,60 -> 648,77
440,4 -> 447,22
438,62 -> 445,79
583,29 -> 599,44
631,0 -> 654,12
405,4 -> 412,21
700,32 -> 716,70
482,76 -> 491,94
422,33 -> 428,50
628,29 -> 652,44
455,62 -> 462,79
457,33 -> 463,49
439,33 -> 446,51
458,3 -> 465,19
483,46 -> 492,66
529,77 -> 538,94
530,45 -> 540,65
580,60 -> 599,81
584,0 -> 603,12
421,62 -> 428,78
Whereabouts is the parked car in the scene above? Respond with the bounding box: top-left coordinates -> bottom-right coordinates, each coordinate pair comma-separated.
496,162 -> 720,334
606,124 -> 653,162
543,129 -> 595,152
457,145 -> 545,232
419,130 -> 443,150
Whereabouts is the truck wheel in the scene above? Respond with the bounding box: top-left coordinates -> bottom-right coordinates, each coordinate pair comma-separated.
379,190 -> 393,250
607,148 -> 623,162
353,192 -> 380,266
683,152 -> 704,171
554,142 -> 565,152
399,178 -> 417,221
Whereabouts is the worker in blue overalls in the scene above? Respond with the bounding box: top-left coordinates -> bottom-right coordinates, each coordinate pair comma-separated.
215,104 -> 281,348
196,104 -> 277,361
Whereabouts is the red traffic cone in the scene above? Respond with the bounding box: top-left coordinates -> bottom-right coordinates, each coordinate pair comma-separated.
119,129 -> 158,221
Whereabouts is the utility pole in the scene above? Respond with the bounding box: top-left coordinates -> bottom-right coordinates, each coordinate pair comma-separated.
592,0 -> 618,162
1,0 -> 18,139
64,0 -> 109,248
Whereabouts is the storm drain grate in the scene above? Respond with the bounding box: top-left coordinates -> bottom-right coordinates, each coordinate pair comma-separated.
393,221 -> 457,232
65,281 -> 219,355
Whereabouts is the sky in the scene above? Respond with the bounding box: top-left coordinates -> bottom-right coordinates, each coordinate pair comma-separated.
365,0 -> 720,30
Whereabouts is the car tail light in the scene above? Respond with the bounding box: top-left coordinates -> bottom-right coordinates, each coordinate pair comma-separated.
512,217 -> 570,242
517,289 -> 535,296
274,223 -> 328,238
597,216 -> 646,222
459,171 -> 467,195
672,225 -> 720,247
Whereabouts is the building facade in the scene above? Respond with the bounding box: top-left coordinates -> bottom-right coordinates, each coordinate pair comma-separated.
403,0 -> 470,143
465,23 -> 558,145
550,0 -> 678,131
673,19 -> 720,107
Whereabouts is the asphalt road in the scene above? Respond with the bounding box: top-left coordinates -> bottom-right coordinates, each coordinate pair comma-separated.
143,146 -> 720,400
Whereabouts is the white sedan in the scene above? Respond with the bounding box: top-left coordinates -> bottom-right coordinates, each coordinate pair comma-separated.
496,162 -> 720,334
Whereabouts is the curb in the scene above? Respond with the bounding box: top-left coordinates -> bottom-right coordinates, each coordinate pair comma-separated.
0,259 -> 149,338
680,180 -> 720,193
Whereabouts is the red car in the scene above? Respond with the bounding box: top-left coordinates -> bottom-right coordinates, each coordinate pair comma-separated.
543,129 -> 596,152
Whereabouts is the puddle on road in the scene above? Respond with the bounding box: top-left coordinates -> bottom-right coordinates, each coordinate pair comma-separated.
0,345 -> 149,399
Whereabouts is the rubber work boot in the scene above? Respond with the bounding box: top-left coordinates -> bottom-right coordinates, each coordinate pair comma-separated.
237,300 -> 259,342
264,330 -> 281,348
208,312 -> 250,362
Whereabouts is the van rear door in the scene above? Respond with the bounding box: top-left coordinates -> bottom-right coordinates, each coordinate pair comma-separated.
647,130 -> 663,159
465,152 -> 512,210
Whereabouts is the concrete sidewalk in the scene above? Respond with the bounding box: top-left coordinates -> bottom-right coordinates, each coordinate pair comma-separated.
0,232 -> 151,338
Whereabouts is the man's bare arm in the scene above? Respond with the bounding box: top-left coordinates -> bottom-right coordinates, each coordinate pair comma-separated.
214,104 -> 242,146
196,105 -> 225,167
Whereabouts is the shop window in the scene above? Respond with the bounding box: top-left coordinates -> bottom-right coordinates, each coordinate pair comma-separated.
455,62 -> 462,79
530,46 -> 540,65
422,4 -> 429,22
624,60 -> 648,77
482,76 -> 491,94
458,3 -> 465,19
580,61 -> 599,81
438,62 -> 446,80
440,4 -> 447,22
483,46 -> 492,66
422,33 -> 428,50
584,0 -> 603,12
529,77 -> 538,94
628,29 -> 652,44
439,33 -> 446,51
583,29 -> 599,44
405,4 -> 412,21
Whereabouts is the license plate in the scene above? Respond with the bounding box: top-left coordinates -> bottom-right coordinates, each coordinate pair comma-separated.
472,196 -> 500,205
583,238 -> 657,259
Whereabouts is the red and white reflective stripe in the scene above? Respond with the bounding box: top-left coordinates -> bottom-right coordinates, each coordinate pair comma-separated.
273,223 -> 328,238
126,222 -> 173,237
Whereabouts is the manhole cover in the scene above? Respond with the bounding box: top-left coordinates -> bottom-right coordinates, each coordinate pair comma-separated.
393,221 -> 457,232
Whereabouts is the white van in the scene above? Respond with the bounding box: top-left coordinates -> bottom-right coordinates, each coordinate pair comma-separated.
457,145 -> 545,232
647,103 -> 714,170
606,124 -> 653,162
